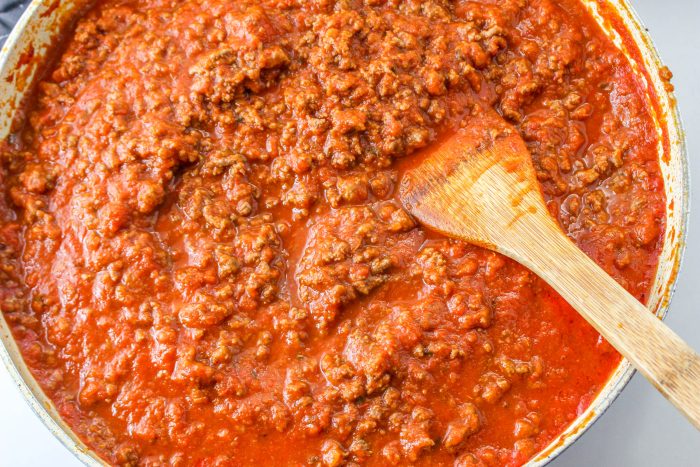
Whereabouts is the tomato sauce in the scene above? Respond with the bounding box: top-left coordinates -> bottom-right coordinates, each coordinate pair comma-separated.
0,0 -> 666,465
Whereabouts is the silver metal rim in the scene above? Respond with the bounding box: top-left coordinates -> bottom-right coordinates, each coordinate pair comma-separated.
0,1 -> 690,466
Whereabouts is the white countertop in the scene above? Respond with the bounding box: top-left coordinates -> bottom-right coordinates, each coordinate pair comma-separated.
1,0 -> 698,465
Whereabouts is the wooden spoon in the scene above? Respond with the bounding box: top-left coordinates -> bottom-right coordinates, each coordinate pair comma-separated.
400,110 -> 700,429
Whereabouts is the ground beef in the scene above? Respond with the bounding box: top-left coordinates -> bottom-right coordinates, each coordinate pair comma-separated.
0,0 -> 665,465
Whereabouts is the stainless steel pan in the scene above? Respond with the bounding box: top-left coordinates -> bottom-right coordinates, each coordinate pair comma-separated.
0,0 -> 689,465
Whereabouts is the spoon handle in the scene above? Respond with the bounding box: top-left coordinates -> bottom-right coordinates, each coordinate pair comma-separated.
501,213 -> 700,429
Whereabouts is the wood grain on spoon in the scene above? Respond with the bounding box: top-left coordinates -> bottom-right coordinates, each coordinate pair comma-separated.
400,111 -> 700,429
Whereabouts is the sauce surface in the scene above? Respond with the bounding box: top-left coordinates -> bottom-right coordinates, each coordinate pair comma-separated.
0,0 -> 666,465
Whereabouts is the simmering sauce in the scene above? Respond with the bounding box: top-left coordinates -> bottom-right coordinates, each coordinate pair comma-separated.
0,0 -> 666,465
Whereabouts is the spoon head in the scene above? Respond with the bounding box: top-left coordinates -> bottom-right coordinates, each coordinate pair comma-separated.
399,112 -> 550,253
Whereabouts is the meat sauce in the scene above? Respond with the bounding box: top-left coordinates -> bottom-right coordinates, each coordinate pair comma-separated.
0,0 -> 666,465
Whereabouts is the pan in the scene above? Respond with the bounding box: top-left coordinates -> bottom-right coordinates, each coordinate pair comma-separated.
0,0 -> 689,465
